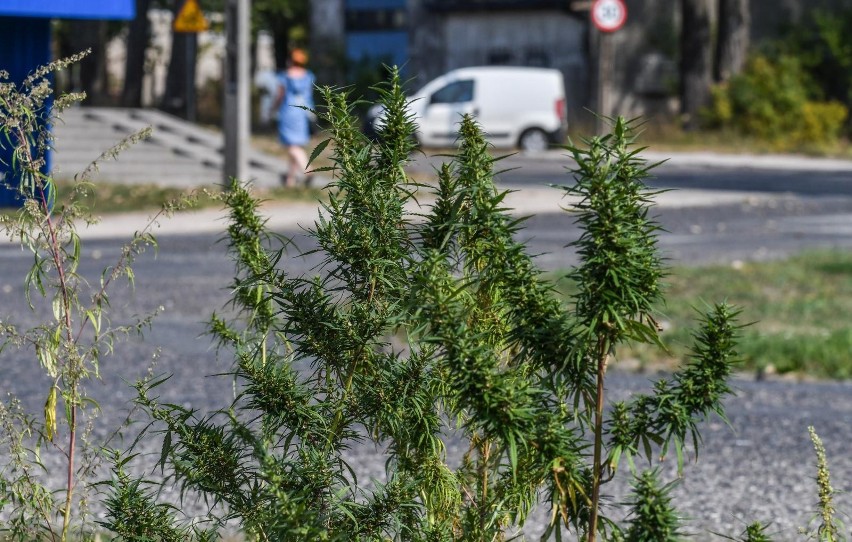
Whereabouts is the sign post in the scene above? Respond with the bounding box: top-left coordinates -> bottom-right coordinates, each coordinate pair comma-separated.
173,0 -> 208,32
223,0 -> 250,184
590,0 -> 627,134
173,0 -> 209,122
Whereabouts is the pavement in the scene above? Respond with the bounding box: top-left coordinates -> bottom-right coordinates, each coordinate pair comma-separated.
34,106 -> 852,243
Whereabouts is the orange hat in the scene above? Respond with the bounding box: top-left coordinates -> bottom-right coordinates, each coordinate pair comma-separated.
291,48 -> 308,66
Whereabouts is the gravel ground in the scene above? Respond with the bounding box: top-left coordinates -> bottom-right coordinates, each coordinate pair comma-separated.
1,196 -> 851,540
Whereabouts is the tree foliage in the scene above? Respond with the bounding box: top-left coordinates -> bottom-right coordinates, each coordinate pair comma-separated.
253,0 -> 310,68
703,54 -> 848,149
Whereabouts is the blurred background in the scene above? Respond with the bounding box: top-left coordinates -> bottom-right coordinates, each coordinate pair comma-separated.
2,0 -> 851,150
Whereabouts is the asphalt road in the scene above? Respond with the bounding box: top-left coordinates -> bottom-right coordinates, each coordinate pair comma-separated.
407,150 -> 852,194
1,158 -> 852,539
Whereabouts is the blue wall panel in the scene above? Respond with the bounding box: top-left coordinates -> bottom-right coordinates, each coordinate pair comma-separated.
0,18 -> 51,80
0,17 -> 53,209
0,0 -> 134,208
347,31 -> 408,69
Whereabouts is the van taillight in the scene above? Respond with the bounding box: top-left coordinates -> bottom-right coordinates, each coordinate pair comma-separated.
555,98 -> 566,121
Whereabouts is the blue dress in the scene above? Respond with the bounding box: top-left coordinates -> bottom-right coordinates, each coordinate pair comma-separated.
277,70 -> 315,146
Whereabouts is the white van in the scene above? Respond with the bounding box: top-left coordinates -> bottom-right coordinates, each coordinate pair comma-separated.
368,66 -> 567,152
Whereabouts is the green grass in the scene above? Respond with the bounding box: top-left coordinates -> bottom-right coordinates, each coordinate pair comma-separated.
564,119 -> 852,158
68,182 -> 221,213
556,250 -> 852,380
626,124 -> 852,159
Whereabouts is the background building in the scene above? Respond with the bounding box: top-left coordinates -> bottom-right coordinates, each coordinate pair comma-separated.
312,0 -> 591,127
310,0 -> 852,130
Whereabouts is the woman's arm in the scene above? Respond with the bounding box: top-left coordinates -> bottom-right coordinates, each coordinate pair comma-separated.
273,79 -> 285,110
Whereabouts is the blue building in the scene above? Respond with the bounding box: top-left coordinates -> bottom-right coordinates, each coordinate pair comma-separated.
0,0 -> 134,207
345,0 -> 409,70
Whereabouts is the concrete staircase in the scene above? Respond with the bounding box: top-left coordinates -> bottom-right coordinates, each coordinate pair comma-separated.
51,107 -> 288,188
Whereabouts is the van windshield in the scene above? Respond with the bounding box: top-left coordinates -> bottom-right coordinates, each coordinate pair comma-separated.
429,80 -> 474,104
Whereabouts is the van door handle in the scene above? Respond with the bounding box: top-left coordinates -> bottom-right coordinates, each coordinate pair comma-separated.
471,107 -> 479,117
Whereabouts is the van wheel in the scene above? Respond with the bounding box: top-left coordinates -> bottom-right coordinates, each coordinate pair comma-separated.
518,128 -> 549,153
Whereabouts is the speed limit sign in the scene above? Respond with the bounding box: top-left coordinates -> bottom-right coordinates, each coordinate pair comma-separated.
591,0 -> 627,32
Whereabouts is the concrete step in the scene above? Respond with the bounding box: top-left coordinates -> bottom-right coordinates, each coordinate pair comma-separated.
54,163 -> 281,187
51,106 -> 289,189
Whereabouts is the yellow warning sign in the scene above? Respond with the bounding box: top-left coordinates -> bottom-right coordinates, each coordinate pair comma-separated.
173,0 -> 209,33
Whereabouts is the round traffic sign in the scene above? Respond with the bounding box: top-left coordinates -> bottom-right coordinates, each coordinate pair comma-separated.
591,0 -> 627,32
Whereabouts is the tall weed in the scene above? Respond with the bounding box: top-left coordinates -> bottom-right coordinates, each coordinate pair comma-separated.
0,53 -> 195,541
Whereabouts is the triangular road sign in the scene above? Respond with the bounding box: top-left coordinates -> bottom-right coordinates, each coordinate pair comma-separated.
174,0 -> 209,33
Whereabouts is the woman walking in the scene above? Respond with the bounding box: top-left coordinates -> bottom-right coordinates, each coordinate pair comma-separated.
275,48 -> 315,187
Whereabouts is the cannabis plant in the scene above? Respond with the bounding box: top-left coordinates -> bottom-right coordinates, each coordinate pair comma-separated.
621,470 -> 683,542
806,427 -> 844,542
109,70 -> 741,541
726,522 -> 776,542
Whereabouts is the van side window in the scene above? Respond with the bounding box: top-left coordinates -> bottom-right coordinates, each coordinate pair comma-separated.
429,80 -> 474,105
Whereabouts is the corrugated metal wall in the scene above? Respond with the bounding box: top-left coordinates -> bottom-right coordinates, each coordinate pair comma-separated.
0,17 -> 51,208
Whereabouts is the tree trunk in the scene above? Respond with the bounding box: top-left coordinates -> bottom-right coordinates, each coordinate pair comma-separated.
715,0 -> 750,82
64,20 -> 110,105
121,0 -> 152,107
161,0 -> 197,118
680,0 -> 714,130
269,19 -> 291,70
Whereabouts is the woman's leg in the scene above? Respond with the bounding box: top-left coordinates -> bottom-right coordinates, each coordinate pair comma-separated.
286,145 -> 308,186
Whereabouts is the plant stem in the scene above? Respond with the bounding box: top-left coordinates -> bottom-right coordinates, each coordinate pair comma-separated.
10,130 -> 67,542
588,337 -> 608,542
60,400 -> 76,541
35,179 -> 77,541
478,436 -> 491,533
324,355 -> 359,458
325,279 -> 376,455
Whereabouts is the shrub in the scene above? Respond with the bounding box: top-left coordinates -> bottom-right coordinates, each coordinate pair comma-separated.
703,54 -> 848,149
798,101 -> 848,145
778,8 -> 852,135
